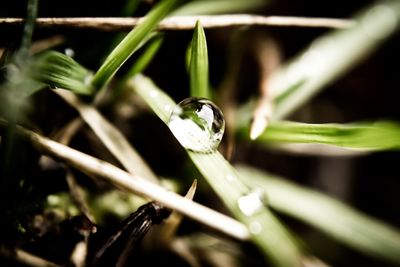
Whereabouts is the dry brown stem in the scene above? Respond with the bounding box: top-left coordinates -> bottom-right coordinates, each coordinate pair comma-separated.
0,15 -> 354,31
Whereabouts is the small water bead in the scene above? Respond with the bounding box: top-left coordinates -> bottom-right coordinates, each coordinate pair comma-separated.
249,221 -> 263,234
225,174 -> 234,182
149,90 -> 159,98
168,97 -> 225,153
64,48 -> 75,58
237,188 -> 267,217
164,104 -> 172,112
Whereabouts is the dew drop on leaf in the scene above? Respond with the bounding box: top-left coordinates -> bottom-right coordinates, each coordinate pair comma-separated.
168,97 -> 225,153
237,188 -> 267,217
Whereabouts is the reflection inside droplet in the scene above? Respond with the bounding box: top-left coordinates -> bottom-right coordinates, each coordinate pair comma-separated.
168,97 -> 225,153
237,188 -> 267,216
226,174 -> 234,182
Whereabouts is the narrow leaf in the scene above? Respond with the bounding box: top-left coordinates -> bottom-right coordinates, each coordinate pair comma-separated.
238,120 -> 400,151
190,21 -> 210,98
123,34 -> 164,81
91,0 -> 179,90
30,51 -> 94,95
237,165 -> 400,264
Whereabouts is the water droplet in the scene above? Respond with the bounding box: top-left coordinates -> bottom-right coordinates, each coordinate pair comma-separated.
168,97 -> 225,153
226,174 -> 234,182
150,90 -> 159,98
164,104 -> 171,111
249,221 -> 262,234
64,48 -> 75,58
237,188 -> 267,216
83,74 -> 93,86
47,195 -> 61,205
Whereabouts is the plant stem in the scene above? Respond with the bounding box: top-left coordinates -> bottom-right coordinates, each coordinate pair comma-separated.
0,15 -> 355,31
0,119 -> 250,241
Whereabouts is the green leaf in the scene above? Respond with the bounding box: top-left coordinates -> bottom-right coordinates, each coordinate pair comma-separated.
238,120 -> 400,151
128,74 -> 305,267
123,34 -> 164,80
91,0 -> 179,90
270,1 -> 400,120
30,51 -> 94,95
190,21 -> 210,98
237,165 -> 400,264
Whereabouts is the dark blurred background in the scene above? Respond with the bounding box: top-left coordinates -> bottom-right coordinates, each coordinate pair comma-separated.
1,1 -> 400,266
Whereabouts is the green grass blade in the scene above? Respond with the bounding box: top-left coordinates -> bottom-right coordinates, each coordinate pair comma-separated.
187,152 -> 304,267
238,120 -> 400,151
237,165 -> 400,264
128,74 -> 305,267
91,0 -> 179,90
173,0 -> 267,15
190,21 -> 210,98
123,34 -> 164,80
30,51 -> 94,95
270,1 -> 400,120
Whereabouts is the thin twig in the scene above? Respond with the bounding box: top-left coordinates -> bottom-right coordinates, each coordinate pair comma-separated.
157,180 -> 197,246
53,114 -> 97,226
0,119 -> 250,241
65,170 -> 96,223
0,15 -> 355,31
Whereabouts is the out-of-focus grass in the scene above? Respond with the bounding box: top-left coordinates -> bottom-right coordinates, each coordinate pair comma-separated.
31,51 -> 94,95
268,1 -> 400,120
91,0 -> 180,90
238,120 -> 400,151
237,165 -> 400,264
122,34 -> 164,82
189,21 -> 210,98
